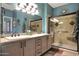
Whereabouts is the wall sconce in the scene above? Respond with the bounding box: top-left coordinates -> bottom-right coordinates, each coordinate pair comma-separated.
16,3 -> 39,15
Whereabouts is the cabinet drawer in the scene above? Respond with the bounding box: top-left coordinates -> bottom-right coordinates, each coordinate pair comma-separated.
35,38 -> 42,56
36,45 -> 41,48
36,48 -> 41,52
35,43 -> 41,46
35,39 -> 41,43
35,49 -> 42,56
36,46 -> 41,50
35,39 -> 41,48
36,51 -> 41,55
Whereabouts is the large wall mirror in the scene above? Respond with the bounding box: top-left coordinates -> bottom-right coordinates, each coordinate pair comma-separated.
0,3 -> 42,37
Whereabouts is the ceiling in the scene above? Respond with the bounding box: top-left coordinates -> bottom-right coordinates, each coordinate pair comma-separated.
2,3 -> 69,10
48,3 -> 68,8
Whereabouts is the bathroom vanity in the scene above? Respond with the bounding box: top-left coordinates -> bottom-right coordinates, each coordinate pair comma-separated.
0,4 -> 52,56
0,33 -> 51,56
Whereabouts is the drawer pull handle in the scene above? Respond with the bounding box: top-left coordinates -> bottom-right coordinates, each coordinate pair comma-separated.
20,42 -> 22,48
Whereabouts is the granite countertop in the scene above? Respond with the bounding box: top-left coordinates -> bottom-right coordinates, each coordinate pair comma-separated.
0,33 -> 49,44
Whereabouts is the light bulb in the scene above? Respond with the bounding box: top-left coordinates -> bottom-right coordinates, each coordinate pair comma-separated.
23,3 -> 26,6
22,9 -> 26,12
27,10 -> 31,14
33,4 -> 37,8
16,5 -> 21,10
35,10 -> 39,15
31,8 -> 35,13
31,12 -> 35,15
26,6 -> 31,11
18,3 -> 24,8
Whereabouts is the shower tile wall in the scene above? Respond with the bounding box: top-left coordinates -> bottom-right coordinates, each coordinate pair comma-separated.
53,14 -> 77,51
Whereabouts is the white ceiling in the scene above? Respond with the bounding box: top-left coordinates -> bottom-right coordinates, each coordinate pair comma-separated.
48,3 -> 68,8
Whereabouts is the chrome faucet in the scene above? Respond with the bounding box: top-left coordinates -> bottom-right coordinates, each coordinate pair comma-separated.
11,33 -> 20,37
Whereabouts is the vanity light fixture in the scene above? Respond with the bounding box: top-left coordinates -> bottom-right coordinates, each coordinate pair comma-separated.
16,3 -> 39,15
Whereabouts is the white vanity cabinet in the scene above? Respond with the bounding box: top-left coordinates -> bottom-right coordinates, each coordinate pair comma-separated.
0,34 -> 51,56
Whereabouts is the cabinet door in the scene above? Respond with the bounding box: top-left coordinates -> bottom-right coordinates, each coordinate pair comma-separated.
24,39 -> 35,56
41,36 -> 48,54
1,41 -> 23,56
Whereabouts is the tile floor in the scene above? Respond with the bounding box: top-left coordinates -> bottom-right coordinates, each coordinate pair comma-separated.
43,48 -> 79,56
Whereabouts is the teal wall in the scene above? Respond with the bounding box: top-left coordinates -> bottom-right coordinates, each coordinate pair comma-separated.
36,3 -> 53,33
14,11 -> 27,33
47,4 -> 53,16
37,3 -> 45,32
53,3 -> 79,16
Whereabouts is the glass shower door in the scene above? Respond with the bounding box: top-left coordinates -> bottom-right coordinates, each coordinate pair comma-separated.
52,14 -> 77,51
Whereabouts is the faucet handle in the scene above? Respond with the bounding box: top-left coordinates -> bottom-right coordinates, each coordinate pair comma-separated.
11,34 -> 13,37
14,34 -> 16,37
18,34 -> 20,36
